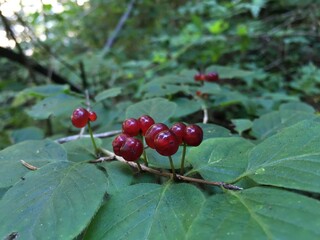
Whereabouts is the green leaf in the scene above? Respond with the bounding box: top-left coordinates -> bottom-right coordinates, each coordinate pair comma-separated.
10,126 -> 44,143
252,103 -> 316,139
206,65 -> 254,79
244,120 -> 320,192
27,93 -> 82,120
63,138 -> 102,162
172,98 -> 202,118
0,140 -> 67,188
231,119 -> 253,135
187,187 -> 320,240
126,98 -> 177,123
95,87 -> 122,102
0,161 -> 107,240
84,183 -> 205,240
187,137 -> 254,182
197,123 -> 232,140
101,161 -> 133,195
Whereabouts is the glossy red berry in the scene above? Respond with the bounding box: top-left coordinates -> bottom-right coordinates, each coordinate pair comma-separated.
71,108 -> 89,128
145,123 -> 169,149
170,122 -> 186,145
154,130 -> 179,156
138,115 -> 155,135
112,134 -> 128,156
205,72 -> 219,82
120,137 -> 143,161
122,118 -> 140,136
88,111 -> 97,122
194,73 -> 206,81
183,124 -> 203,146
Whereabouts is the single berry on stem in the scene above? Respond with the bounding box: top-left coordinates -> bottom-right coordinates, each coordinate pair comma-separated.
205,72 -> 219,82
112,134 -> 128,156
120,137 -> 143,162
145,123 -> 169,149
183,124 -> 203,146
170,122 -> 186,145
71,108 -> 89,128
154,130 -> 179,156
122,118 -> 141,136
138,115 -> 155,135
88,111 -> 97,122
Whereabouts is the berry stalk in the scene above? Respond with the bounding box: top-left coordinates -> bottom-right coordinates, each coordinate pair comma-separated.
87,121 -> 99,156
168,156 -> 177,180
180,142 -> 187,175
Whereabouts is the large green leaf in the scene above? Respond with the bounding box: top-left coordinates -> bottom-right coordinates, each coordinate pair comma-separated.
10,126 -> 44,143
95,87 -> 122,102
187,187 -> 320,240
84,183 -> 205,240
197,123 -> 232,140
126,98 -> 177,123
252,102 -> 316,139
187,137 -> 254,182
172,98 -> 202,118
26,93 -> 82,120
0,140 -> 67,188
244,120 -> 320,192
0,161 -> 107,240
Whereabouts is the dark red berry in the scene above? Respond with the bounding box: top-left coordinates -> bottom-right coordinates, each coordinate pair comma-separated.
170,122 -> 186,145
112,134 -> 128,156
138,115 -> 155,135
88,111 -> 97,122
145,123 -> 169,149
122,118 -> 140,136
154,130 -> 180,156
71,108 -> 89,128
120,137 -> 143,161
194,73 -> 206,81
205,72 -> 219,82
183,124 -> 203,146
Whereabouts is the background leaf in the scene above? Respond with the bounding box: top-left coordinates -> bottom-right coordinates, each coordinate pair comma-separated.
0,140 -> 67,187
95,87 -> 122,102
126,98 -> 177,123
0,161 -> 107,240
84,183 -> 205,240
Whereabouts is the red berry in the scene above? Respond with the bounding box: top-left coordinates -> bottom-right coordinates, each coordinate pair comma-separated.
71,108 -> 89,128
205,72 -> 219,82
122,118 -> 140,136
145,123 -> 169,149
120,137 -> 143,161
183,124 -> 203,146
138,115 -> 155,135
194,73 -> 206,81
88,111 -> 97,122
112,134 -> 128,156
154,130 -> 180,156
170,122 -> 186,145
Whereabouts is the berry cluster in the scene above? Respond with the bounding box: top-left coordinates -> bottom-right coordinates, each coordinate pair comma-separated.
194,71 -> 219,82
71,107 -> 97,128
112,115 -> 203,162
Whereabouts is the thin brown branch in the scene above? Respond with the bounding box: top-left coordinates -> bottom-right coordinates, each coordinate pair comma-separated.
55,130 -> 122,143
99,149 -> 243,191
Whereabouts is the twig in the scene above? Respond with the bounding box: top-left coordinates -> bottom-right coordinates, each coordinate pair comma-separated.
55,130 -> 122,143
99,149 -> 243,191
101,0 -> 136,55
202,105 -> 208,124
20,160 -> 38,171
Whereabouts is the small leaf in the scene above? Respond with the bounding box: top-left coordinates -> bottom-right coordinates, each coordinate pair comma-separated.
187,137 -> 254,182
206,65 -> 254,79
0,140 -> 67,188
172,98 -> 202,118
197,123 -> 232,140
244,120 -> 320,192
95,87 -> 122,102
187,187 -> 320,240
10,127 -> 44,143
84,183 -> 205,240
27,93 -> 82,120
0,162 -> 107,239
126,98 -> 177,123
231,119 -> 253,135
